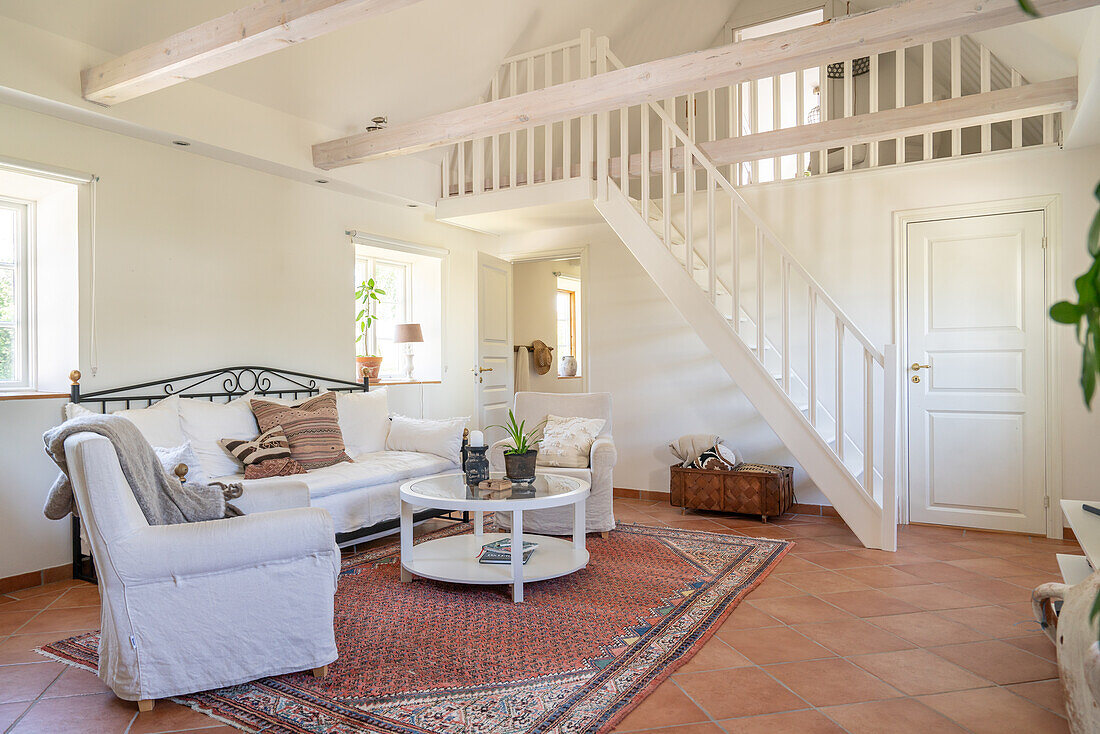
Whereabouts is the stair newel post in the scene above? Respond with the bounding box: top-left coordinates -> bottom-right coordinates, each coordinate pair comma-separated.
579,29 -> 594,187
755,228 -> 765,362
881,343 -> 899,551
595,36 -> 610,201
863,349 -> 874,496
835,318 -> 846,464
707,170 -> 717,305
781,259 -> 790,395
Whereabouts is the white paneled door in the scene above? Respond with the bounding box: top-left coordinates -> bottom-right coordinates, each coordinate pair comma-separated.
476,252 -> 514,444
906,211 -> 1047,533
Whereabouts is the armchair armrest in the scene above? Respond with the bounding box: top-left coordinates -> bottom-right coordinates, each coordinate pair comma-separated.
115,507 -> 338,585
488,438 -> 515,472
233,477 -> 311,514
590,435 -> 617,470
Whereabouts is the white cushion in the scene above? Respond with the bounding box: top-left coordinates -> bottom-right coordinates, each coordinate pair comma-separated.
537,414 -> 606,468
215,450 -> 456,501
178,394 -> 259,479
153,441 -> 210,487
110,395 -> 185,449
64,402 -> 94,420
385,415 -> 466,465
335,389 -> 389,455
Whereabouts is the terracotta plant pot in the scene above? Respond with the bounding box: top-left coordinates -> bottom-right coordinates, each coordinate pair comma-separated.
504,450 -> 538,483
356,355 -> 383,382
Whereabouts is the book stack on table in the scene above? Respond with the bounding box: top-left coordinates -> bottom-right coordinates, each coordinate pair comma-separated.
478,538 -> 538,565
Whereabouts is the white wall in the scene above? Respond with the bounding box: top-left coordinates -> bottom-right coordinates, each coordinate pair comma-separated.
501,144 -> 1100,513
0,102 -> 498,580
512,259 -> 585,393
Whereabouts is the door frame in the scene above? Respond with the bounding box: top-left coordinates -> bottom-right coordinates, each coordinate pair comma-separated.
503,245 -> 592,392
475,250 -> 514,433
892,195 -> 1063,538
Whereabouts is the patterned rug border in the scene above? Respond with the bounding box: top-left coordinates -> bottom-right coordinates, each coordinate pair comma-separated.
38,522 -> 793,734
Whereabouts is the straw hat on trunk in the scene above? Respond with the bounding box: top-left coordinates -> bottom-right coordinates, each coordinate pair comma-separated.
531,339 -> 554,375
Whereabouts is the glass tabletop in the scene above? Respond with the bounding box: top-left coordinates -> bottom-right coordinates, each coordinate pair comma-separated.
402,472 -> 587,506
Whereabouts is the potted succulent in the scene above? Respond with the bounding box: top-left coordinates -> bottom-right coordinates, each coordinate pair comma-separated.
355,277 -> 386,381
488,410 -> 545,483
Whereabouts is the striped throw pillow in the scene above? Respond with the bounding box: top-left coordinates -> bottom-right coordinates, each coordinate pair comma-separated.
219,426 -> 308,480
250,393 -> 352,470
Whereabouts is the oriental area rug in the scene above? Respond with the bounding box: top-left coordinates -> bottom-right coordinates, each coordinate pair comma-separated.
40,522 -> 790,734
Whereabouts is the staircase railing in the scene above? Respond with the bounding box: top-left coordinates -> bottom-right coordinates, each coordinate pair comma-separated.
601,49 -> 899,546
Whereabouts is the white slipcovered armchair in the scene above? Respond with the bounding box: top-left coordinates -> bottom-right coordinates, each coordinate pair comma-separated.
489,392 -> 616,534
63,432 -> 340,709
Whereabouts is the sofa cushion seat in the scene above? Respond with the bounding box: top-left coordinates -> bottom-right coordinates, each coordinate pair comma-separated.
217,450 -> 456,501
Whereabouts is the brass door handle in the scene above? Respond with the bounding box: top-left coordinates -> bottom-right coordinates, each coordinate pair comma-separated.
910,363 -> 931,371
472,366 -> 493,383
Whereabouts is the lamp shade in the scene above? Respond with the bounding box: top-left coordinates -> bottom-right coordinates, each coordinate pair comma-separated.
393,323 -> 424,344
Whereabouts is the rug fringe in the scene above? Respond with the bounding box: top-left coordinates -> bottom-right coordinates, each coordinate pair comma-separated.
169,696 -> 258,733
33,646 -> 98,674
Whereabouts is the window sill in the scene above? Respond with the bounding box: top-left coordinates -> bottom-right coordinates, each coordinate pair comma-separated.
372,379 -> 442,386
0,391 -> 68,401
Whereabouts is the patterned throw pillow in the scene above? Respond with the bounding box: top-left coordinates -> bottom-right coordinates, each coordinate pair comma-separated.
536,414 -> 606,468
249,393 -> 352,470
218,427 -> 308,479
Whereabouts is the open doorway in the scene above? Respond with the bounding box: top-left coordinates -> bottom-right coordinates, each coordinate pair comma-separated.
511,252 -> 588,393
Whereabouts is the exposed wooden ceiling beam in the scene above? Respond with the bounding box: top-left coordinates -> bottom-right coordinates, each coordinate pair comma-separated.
82,0 -> 422,106
313,0 -> 1098,169
610,76 -> 1077,177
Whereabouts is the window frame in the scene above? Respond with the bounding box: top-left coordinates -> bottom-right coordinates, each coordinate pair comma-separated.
0,196 -> 34,391
556,288 -> 577,360
354,253 -> 413,379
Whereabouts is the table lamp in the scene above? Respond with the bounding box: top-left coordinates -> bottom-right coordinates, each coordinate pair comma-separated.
393,323 -> 424,380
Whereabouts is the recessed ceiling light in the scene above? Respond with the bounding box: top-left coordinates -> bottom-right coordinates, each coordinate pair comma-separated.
171,140 -> 190,146
315,178 -> 330,184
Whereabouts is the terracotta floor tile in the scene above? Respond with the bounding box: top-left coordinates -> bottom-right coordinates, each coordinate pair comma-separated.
675,668 -> 808,719
9,691 -> 136,733
946,557 -> 1038,577
836,566 -> 925,588
792,551 -> 872,570
919,686 -> 1069,734
0,701 -> 31,731
1004,633 -> 1058,663
48,588 -> 100,610
776,571 -> 872,595
765,658 -> 900,706
902,543 -> 985,561
821,697 -> 968,733
0,662 -> 65,704
878,584 -> 987,611
793,619 -> 914,656
931,640 -> 1059,685
615,679 -> 709,730
5,581 -> 84,600
129,700 -> 227,733
41,666 -> 112,698
1000,570 -> 1062,589
717,605 -> 781,631
818,535 -> 865,550
770,556 -> 825,574
866,611 -> 989,647
941,578 -> 1031,605
0,593 -> 65,613
742,577 -> 802,599
720,627 -> 833,665
15,607 -> 101,635
849,648 -> 992,695
748,596 -> 854,625
937,605 -> 1040,639
735,526 -> 797,540
847,548 -> 934,565
889,562 -> 983,583
0,610 -> 38,636
1006,679 -> 1067,717
786,539 -> 844,554
615,723 -> 726,734
675,637 -> 752,673
818,589 -> 921,617
1007,553 -> 1064,574
0,632 -> 89,664
717,710 -> 845,733
949,539 -> 1030,556
783,524 -> 858,539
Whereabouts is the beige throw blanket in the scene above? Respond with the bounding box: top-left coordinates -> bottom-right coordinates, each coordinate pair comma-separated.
43,414 -> 234,525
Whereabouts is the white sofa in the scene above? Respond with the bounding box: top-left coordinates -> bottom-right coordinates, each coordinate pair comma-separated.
489,392 -> 616,535
69,387 -> 463,541
63,432 -> 339,705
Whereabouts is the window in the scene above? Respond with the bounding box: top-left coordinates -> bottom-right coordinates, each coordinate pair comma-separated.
0,198 -> 31,389
355,255 -> 411,377
555,275 -> 581,377
733,8 -> 824,183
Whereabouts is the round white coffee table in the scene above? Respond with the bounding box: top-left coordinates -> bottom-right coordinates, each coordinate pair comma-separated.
398,472 -> 590,603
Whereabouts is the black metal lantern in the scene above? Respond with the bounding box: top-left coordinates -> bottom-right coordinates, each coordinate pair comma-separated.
826,57 -> 871,79
464,445 -> 490,486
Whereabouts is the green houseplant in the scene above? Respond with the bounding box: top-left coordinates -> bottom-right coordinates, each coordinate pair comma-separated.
355,277 -> 386,381
488,410 -> 545,482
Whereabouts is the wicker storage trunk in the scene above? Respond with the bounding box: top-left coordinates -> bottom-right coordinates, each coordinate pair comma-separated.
669,463 -> 794,522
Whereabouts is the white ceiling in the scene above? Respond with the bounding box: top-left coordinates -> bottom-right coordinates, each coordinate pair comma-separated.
0,0 -> 742,138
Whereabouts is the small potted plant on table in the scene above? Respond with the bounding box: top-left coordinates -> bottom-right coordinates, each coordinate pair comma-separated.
355,277 -> 386,381
489,411 -> 545,483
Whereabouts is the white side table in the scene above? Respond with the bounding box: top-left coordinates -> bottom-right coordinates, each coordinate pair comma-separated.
399,472 -> 591,603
